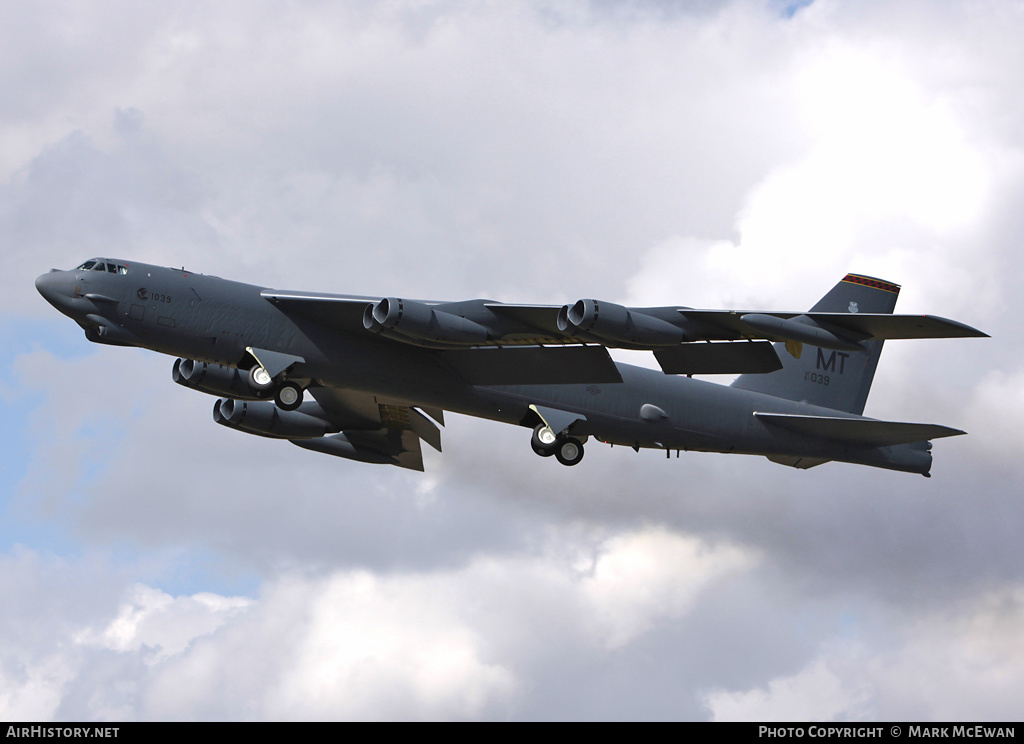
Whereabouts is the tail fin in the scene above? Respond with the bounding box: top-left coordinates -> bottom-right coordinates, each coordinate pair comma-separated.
731,274 -> 900,415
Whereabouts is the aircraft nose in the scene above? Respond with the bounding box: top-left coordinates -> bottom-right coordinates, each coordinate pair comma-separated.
35,269 -> 73,310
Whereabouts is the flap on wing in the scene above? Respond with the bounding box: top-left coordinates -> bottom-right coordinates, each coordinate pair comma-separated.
654,341 -> 782,375
755,412 -> 966,446
393,430 -> 426,471
407,407 -> 442,452
439,346 -> 622,385
417,405 -> 445,426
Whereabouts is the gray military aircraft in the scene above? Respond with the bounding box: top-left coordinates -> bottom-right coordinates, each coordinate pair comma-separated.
35,259 -> 987,476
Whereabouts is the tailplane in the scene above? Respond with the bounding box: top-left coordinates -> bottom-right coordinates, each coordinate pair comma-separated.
731,274 -> 900,414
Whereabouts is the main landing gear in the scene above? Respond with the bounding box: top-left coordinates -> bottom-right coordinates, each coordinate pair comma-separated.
531,424 -> 585,466
248,365 -> 305,411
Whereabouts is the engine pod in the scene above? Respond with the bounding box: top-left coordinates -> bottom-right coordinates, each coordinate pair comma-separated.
363,298 -> 491,345
558,299 -> 684,347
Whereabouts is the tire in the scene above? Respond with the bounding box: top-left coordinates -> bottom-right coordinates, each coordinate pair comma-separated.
555,437 -> 584,466
275,382 -> 303,411
531,438 -> 556,457
531,424 -> 558,456
248,365 -> 275,391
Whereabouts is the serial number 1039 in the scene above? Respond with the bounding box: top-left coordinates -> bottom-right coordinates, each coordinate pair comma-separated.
804,371 -> 830,386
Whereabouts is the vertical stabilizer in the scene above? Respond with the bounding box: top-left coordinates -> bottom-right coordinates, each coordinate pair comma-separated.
731,274 -> 900,414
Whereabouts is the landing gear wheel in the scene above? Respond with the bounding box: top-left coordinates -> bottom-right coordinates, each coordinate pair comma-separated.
555,437 -> 584,466
248,365 -> 274,391
532,438 -> 556,457
531,424 -> 558,457
275,382 -> 303,411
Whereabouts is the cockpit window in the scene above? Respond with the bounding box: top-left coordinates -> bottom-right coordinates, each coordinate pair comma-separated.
75,258 -> 127,274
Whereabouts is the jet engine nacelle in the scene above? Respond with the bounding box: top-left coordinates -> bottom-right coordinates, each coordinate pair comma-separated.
557,299 -> 684,347
213,398 -> 334,439
173,358 -> 263,400
363,298 -> 491,345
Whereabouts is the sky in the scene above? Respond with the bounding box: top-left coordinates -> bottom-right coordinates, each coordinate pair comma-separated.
2,0 -> 1023,721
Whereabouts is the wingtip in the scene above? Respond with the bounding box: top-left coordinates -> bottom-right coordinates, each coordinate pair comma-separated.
922,314 -> 990,338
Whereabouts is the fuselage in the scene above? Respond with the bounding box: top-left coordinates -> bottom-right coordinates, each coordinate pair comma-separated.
35,259 -> 933,474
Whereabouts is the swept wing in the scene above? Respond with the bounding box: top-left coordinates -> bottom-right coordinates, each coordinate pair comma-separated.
261,286 -> 985,379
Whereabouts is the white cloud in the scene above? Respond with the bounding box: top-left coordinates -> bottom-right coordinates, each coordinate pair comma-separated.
961,368 -> 1024,458
257,571 -> 517,721
0,653 -> 78,723
705,586 -> 1024,722
580,528 -> 758,648
74,584 -> 251,664
0,528 -> 756,720
704,651 -> 872,722
626,15 -> 1008,314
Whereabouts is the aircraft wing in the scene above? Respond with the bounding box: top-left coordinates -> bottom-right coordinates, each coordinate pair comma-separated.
260,289 -> 985,378
261,290 -> 579,344
679,310 -> 989,342
262,291 -> 988,344
437,346 -> 623,384
289,386 -> 444,471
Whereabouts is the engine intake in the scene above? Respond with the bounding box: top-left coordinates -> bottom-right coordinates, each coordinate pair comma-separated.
363,298 -> 491,345
557,300 -> 684,347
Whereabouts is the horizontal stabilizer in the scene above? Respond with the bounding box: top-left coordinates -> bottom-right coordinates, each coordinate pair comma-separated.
654,341 -> 782,375
440,346 -> 622,385
755,412 -> 965,446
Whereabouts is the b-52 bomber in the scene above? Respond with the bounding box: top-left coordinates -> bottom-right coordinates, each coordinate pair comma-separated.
36,259 -> 987,476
